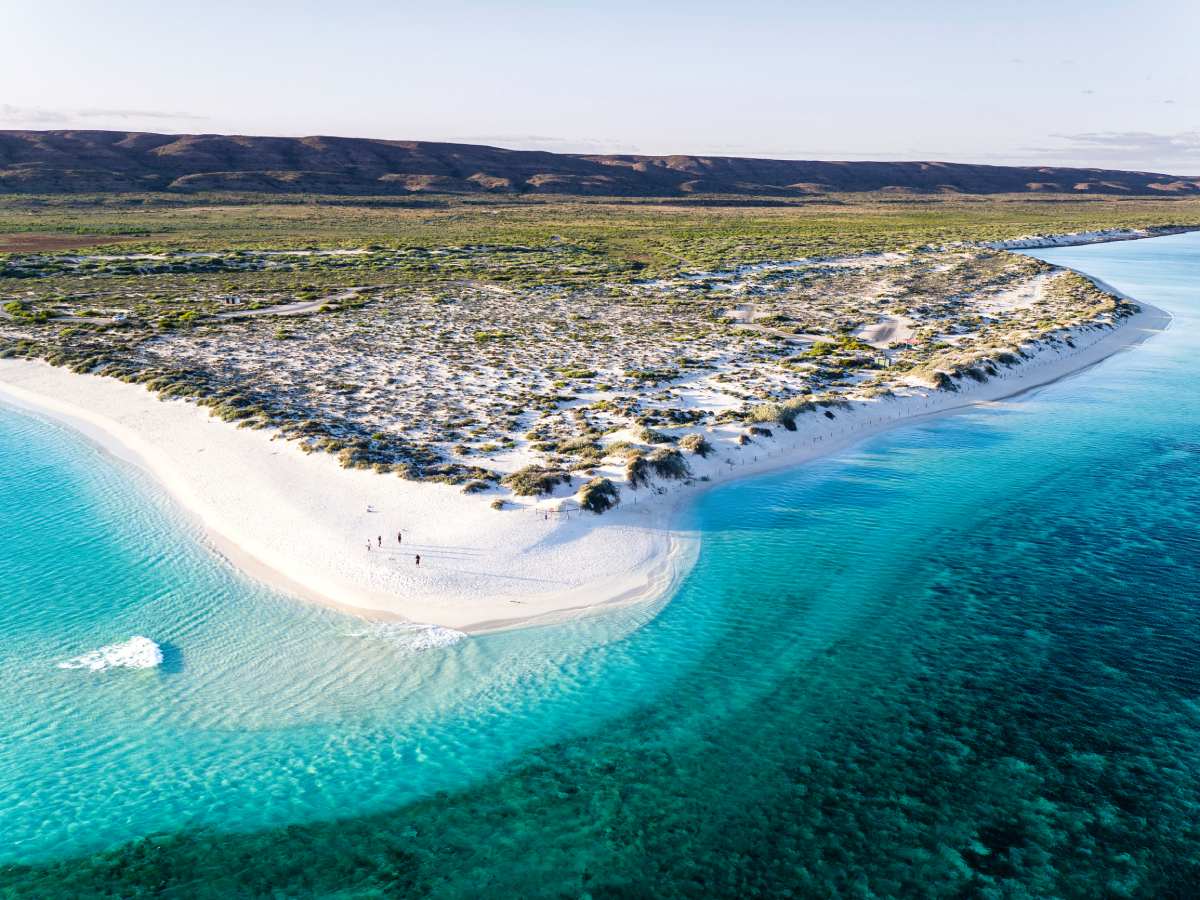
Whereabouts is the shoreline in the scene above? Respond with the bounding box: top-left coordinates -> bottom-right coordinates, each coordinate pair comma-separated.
0,362 -> 691,634
0,276 -> 1174,636
980,225 -> 1198,250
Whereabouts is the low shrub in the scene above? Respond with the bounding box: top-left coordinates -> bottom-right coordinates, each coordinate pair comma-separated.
648,448 -> 690,480
748,397 -> 815,431
473,329 -> 512,343
578,477 -> 620,514
626,453 -> 650,488
637,426 -> 674,445
930,371 -> 958,391
502,465 -> 570,496
557,367 -> 596,379
557,435 -> 600,455
679,433 -> 714,458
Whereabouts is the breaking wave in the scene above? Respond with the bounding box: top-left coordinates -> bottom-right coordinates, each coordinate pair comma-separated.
345,622 -> 467,652
57,636 -> 163,671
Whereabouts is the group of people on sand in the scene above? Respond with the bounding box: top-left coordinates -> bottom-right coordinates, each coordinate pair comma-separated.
365,529 -> 419,566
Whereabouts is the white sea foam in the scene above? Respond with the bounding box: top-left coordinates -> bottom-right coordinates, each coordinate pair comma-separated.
57,636 -> 163,671
346,622 -> 467,652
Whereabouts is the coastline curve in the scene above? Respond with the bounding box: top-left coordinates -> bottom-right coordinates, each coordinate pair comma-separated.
0,255 -> 1174,635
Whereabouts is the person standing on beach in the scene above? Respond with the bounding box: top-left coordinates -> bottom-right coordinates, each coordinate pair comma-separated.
366,541 -> 371,552
415,554 -> 421,566
397,531 -> 402,545
377,535 -> 382,548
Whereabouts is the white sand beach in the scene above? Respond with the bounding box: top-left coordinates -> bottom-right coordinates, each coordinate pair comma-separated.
981,226 -> 1196,250
0,302 -> 1169,633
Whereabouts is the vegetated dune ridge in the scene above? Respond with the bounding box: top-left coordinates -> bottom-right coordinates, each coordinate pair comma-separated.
2,130 -> 1199,196
0,297 -> 1169,635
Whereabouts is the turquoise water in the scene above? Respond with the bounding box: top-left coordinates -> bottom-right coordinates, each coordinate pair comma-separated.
2,232 -> 1199,896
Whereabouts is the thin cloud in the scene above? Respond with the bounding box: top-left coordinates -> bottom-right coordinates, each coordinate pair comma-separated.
76,108 -> 208,121
452,133 -> 643,155
0,104 -> 207,127
1020,131 -> 1200,175
0,104 -> 70,124
1054,130 -> 1200,156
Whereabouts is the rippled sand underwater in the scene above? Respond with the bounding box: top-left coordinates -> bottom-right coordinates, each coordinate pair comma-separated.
3,232 -> 1200,896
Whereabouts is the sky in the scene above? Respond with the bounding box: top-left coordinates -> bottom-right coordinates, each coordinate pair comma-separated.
3,0 -> 1198,174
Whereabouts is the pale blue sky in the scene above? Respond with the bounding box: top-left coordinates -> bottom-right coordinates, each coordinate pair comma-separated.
4,0 -> 1197,173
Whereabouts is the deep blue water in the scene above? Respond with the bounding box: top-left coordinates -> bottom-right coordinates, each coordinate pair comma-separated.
1,232 -> 1198,896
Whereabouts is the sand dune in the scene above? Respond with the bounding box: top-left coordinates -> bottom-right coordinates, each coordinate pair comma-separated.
0,299 -> 1167,632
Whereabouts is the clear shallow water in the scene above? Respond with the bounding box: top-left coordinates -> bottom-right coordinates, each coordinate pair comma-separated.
0,414 -> 681,859
2,232 -> 1199,896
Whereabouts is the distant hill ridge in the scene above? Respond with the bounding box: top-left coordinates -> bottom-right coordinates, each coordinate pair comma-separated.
1,130 -> 1197,196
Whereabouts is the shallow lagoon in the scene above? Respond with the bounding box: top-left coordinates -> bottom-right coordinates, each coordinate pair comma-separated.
2,232 -> 1199,895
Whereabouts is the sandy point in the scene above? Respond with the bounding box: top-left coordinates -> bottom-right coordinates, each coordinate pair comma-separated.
0,300 -> 1169,634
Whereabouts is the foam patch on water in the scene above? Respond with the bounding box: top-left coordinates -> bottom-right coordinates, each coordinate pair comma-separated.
57,636 -> 163,671
346,622 -> 467,652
